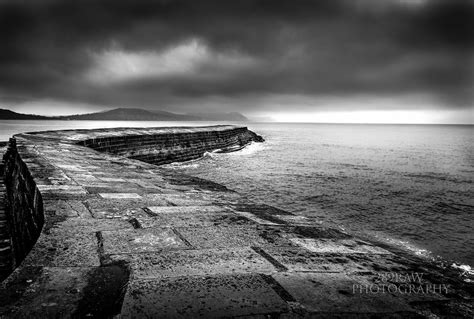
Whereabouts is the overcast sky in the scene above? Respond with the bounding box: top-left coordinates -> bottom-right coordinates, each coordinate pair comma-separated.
1,0 -> 473,123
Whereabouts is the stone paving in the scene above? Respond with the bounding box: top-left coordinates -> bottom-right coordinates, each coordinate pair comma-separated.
0,126 -> 472,318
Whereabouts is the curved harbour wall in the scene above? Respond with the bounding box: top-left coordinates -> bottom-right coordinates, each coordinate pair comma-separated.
0,125 -> 263,280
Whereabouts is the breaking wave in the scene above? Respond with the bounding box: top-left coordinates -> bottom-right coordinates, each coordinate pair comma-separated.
223,141 -> 266,156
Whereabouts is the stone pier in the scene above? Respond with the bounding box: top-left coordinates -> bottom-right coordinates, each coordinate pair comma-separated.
0,125 -> 472,318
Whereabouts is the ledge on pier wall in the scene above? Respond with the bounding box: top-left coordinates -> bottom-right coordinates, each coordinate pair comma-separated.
77,126 -> 264,165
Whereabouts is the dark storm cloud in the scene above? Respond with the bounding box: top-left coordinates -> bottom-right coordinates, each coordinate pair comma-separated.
0,0 -> 473,112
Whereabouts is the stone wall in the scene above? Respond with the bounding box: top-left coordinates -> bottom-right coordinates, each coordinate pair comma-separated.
78,127 -> 264,165
0,138 -> 44,279
0,162 -> 12,281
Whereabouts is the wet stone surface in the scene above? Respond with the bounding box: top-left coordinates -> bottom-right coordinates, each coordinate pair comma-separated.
108,247 -> 277,279
121,274 -> 289,318
272,272 -> 415,314
137,207 -> 253,228
0,126 -> 472,318
100,228 -> 189,254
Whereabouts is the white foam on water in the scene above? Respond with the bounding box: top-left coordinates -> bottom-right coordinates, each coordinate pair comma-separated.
365,231 -> 433,259
451,263 -> 474,283
162,155 -> 211,169
159,142 -> 263,169
392,242 -> 432,258
228,141 -> 266,156
452,263 -> 474,275
204,150 -> 220,158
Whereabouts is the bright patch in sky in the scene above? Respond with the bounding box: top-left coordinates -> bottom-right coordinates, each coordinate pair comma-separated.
85,39 -> 255,84
272,110 -> 472,124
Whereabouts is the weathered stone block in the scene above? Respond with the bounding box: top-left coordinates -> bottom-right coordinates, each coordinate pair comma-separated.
141,206 -> 251,227
100,228 -> 188,254
121,274 -> 288,318
0,266 -> 92,318
234,210 -> 282,225
259,246 -> 370,273
272,272 -> 415,315
109,247 -> 278,279
98,193 -> 143,199
159,194 -> 214,206
176,225 -> 296,249
289,238 -> 392,255
22,229 -> 100,267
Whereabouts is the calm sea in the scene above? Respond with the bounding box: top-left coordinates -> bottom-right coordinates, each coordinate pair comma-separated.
1,120 -> 473,266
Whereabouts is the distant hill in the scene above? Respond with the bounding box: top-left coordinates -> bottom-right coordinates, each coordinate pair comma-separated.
0,109 -> 52,120
0,108 -> 249,122
59,108 -> 201,121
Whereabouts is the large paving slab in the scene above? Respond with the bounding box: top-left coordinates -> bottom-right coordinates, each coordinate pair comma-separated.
0,126 -> 472,318
137,205 -> 253,228
175,225 -> 297,248
108,247 -> 278,279
259,246 -> 371,273
120,274 -> 290,318
100,228 -> 189,254
272,272 -> 417,316
0,267 -> 92,317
